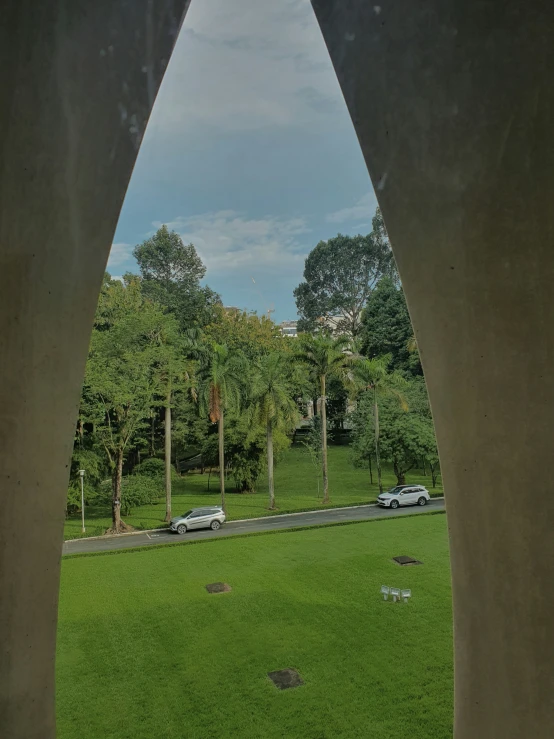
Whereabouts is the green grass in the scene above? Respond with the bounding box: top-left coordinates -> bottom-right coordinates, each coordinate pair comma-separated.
57,514 -> 453,738
64,445 -> 443,539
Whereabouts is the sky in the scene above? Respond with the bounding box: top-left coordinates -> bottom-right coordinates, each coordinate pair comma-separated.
110,0 -> 377,323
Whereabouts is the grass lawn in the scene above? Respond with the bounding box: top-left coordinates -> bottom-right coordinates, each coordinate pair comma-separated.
64,445 -> 443,539
57,514 -> 453,738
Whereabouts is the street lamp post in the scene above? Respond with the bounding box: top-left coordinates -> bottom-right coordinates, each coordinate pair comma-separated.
79,469 -> 85,533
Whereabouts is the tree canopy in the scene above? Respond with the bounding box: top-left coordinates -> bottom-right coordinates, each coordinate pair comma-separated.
294,209 -> 393,337
133,225 -> 220,329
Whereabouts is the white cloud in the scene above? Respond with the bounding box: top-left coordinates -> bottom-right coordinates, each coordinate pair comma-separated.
145,0 -> 346,137
154,210 -> 310,275
107,242 -> 133,269
326,192 -> 377,226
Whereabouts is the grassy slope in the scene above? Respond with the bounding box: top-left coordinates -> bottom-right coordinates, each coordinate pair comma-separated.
57,514 -> 453,739
64,445 -> 443,539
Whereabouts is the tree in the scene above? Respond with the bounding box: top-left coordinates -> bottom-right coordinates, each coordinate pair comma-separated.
295,334 -> 351,503
378,401 -> 433,485
148,313 -> 182,522
83,286 -> 168,532
133,225 -> 220,329
197,343 -> 246,512
301,417 -> 323,497
205,308 -> 285,361
294,208 -> 393,337
248,353 -> 299,509
349,355 -> 408,493
360,276 -> 422,376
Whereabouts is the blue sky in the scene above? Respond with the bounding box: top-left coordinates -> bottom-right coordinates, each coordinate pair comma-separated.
110,0 -> 377,322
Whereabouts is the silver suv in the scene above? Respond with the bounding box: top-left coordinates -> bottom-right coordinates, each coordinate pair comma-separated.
169,507 -> 226,534
377,485 -> 430,509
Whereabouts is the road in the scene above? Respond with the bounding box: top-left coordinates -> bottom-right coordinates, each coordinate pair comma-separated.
63,498 -> 445,556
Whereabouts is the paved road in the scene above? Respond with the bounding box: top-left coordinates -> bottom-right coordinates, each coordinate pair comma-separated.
63,498 -> 445,556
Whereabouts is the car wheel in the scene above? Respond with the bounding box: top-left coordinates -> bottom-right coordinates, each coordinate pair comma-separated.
210,520 -> 221,531
418,497 -> 427,506
390,500 -> 399,509
177,524 -> 187,535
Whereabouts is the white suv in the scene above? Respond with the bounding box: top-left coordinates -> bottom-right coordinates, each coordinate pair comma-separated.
377,485 -> 430,509
169,507 -> 226,534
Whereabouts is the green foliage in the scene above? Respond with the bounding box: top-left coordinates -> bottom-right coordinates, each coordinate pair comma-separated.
205,309 -> 285,361
197,342 -> 247,422
133,458 -> 165,478
92,475 -> 162,516
295,333 -> 352,385
133,225 -> 220,329
352,378 -> 439,485
248,352 -> 299,433
360,276 -> 422,376
294,208 -> 394,336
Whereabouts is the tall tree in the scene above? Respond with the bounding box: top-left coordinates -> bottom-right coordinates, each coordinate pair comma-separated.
294,208 -> 393,337
133,225 -> 220,328
197,343 -> 246,513
360,276 -> 422,376
249,353 -> 299,509
83,282 -> 168,532
295,334 -> 351,503
349,355 -> 408,493
149,316 -> 186,522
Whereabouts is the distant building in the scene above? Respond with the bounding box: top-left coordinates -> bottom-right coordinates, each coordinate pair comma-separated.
280,320 -> 298,338
316,313 -> 352,337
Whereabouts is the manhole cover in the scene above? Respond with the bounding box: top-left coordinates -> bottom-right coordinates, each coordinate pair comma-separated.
205,582 -> 232,593
392,556 -> 422,566
268,668 -> 304,690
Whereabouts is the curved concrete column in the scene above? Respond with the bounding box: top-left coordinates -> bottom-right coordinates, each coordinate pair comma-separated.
311,1 -> 554,736
0,2 -> 189,736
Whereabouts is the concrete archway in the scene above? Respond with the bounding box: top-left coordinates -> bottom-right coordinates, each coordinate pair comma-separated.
312,1 -> 554,737
2,1 -> 554,737
0,2 -> 190,736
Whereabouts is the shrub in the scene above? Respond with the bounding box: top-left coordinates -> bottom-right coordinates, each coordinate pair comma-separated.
89,475 -> 163,516
133,458 -> 165,478
134,457 -> 180,481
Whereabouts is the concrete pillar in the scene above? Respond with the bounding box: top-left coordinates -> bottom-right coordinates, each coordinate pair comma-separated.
311,1 -> 554,736
0,2 -> 189,737
306,400 -> 314,419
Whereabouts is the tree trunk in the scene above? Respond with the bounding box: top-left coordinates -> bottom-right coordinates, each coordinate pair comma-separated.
164,387 -> 172,522
368,452 -> 373,484
218,410 -> 226,513
267,421 -> 275,509
373,387 -> 383,494
112,448 -> 124,532
422,458 -> 427,475
208,467 -> 212,491
321,374 -> 329,503
394,462 -> 405,485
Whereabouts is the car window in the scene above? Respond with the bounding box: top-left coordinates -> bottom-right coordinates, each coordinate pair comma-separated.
190,512 -> 205,518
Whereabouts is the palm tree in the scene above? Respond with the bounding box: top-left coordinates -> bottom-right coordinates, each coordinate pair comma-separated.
197,343 -> 245,513
249,352 -> 299,510
349,354 -> 408,494
295,334 -> 351,503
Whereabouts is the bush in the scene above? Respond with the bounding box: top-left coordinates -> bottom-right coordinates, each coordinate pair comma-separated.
90,475 -> 163,516
133,457 -> 180,481
66,480 -> 98,516
133,458 -> 165,478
